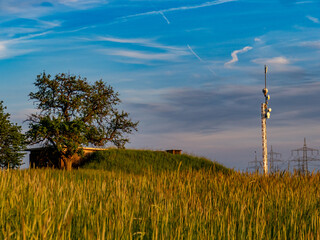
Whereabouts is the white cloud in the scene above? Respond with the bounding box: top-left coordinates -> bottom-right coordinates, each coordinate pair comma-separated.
252,56 -> 290,65
0,31 -> 51,59
306,15 -> 319,23
56,0 -> 107,8
251,56 -> 301,73
300,41 -> 320,48
0,43 -> 5,52
118,0 -> 237,21
0,0 -> 106,17
99,36 -> 150,44
225,46 -> 252,65
295,1 -> 313,4
98,36 -> 185,51
99,48 -> 188,62
254,37 -> 261,42
97,36 -> 192,64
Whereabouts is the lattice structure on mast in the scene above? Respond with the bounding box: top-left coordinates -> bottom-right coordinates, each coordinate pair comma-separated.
290,138 -> 320,174
268,146 -> 282,173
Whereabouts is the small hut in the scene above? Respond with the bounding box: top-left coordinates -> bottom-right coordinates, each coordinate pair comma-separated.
166,149 -> 182,155
26,147 -> 108,169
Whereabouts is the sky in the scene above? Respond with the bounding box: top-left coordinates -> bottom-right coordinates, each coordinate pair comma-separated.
1,0 -> 320,171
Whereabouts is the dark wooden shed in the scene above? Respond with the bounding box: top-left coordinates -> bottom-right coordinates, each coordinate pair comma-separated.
166,149 -> 182,155
26,147 -> 109,169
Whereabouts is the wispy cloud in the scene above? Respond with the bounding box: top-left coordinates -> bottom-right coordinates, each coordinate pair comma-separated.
118,0 -> 237,21
251,56 -> 302,73
99,48 -> 188,62
300,40 -> 320,48
0,31 -> 51,59
98,36 -> 185,51
252,56 -> 290,65
0,43 -> 6,53
295,1 -> 313,4
56,0 -> 108,9
0,43 -> 35,59
0,0 -> 107,17
225,46 -> 252,65
306,15 -> 319,23
99,36 -> 150,44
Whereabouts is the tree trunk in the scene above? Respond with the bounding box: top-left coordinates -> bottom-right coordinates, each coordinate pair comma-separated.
66,160 -> 73,171
61,156 -> 73,171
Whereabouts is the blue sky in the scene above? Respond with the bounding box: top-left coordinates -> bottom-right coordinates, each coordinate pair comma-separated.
1,0 -> 320,170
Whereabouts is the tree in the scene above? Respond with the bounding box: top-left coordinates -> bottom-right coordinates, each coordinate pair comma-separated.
26,72 -> 138,170
0,101 -> 25,169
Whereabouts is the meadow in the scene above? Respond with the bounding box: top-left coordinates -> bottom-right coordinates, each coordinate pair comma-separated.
1,151 -> 320,239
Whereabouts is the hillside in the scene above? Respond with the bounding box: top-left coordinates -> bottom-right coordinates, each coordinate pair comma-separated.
81,149 -> 230,174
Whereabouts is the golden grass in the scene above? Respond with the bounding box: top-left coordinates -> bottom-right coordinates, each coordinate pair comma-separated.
0,169 -> 320,239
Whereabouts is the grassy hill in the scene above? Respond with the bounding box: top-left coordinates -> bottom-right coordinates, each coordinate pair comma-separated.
81,149 -> 231,174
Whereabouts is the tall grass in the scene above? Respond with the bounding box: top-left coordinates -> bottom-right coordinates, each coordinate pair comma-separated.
0,169 -> 320,239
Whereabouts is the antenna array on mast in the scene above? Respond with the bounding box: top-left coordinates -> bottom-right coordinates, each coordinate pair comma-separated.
261,65 -> 272,175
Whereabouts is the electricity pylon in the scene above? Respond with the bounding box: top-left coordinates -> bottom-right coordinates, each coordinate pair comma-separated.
248,151 -> 262,172
268,146 -> 282,173
291,138 -> 319,174
261,65 -> 272,175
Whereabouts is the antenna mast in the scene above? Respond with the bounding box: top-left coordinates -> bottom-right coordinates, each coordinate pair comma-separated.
261,65 -> 271,175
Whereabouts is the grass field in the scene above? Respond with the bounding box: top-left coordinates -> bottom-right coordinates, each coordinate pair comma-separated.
1,151 -> 320,239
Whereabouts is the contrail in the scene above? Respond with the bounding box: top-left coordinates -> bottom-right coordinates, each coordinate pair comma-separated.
159,11 -> 170,24
187,44 -> 216,75
119,0 -> 237,21
187,44 -> 205,62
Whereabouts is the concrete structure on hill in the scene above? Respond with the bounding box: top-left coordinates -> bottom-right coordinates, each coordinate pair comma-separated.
166,149 -> 182,155
26,147 -> 109,169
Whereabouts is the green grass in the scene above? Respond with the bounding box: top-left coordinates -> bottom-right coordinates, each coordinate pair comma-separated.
81,149 -> 231,175
1,169 -> 320,239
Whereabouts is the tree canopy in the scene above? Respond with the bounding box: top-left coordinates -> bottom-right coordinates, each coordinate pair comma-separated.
0,101 -> 25,169
26,72 -> 138,170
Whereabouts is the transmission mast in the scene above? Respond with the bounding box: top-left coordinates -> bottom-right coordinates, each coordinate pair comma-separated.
268,146 -> 282,173
261,65 -> 272,175
291,138 -> 319,174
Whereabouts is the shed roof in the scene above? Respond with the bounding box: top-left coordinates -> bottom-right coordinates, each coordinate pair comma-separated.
25,147 -> 109,152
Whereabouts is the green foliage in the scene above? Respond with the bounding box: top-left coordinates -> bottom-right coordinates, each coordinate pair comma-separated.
1,169 -> 320,239
81,149 -> 230,174
26,72 -> 138,169
0,101 -> 25,169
